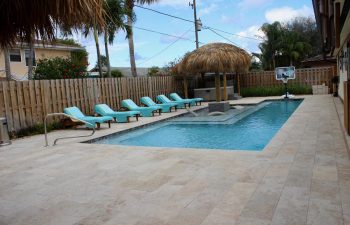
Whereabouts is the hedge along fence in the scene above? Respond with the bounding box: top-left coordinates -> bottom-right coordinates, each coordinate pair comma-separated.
0,76 -> 180,133
238,67 -> 336,93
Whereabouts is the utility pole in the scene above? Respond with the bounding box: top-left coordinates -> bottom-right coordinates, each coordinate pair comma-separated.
189,0 -> 201,49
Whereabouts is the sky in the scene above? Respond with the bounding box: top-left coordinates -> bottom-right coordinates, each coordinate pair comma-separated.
69,0 -> 315,70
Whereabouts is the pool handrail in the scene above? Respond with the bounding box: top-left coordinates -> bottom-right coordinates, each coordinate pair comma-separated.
44,113 -> 95,147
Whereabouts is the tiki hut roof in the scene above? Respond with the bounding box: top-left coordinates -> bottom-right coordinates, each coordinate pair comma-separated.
178,43 -> 251,75
0,0 -> 105,47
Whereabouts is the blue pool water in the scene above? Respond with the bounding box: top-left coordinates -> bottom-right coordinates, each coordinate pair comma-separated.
94,100 -> 302,150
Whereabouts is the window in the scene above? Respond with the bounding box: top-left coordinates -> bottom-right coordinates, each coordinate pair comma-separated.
24,50 -> 36,66
9,49 -> 21,62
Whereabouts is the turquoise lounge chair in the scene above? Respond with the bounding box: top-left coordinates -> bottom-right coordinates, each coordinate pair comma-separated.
122,99 -> 161,117
170,93 -> 203,106
64,106 -> 112,129
140,96 -> 177,113
156,95 -> 189,109
94,104 -> 140,123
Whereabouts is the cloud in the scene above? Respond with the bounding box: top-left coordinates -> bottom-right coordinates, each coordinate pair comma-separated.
220,15 -> 242,24
198,3 -> 218,17
235,25 -> 265,53
265,5 -> 314,23
157,0 -> 190,7
135,52 -> 145,61
238,0 -> 273,9
237,25 -> 265,40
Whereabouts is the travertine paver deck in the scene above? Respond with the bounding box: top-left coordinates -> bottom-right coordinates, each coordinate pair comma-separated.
0,95 -> 349,225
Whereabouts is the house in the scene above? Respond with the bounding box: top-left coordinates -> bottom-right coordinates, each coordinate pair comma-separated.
312,0 -> 350,132
312,0 -> 350,99
301,55 -> 337,68
0,41 -> 85,80
89,67 -> 151,77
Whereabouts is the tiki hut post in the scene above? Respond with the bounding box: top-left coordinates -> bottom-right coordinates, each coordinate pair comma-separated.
237,74 -> 241,96
183,76 -> 189,98
223,73 -> 228,101
215,73 -> 221,102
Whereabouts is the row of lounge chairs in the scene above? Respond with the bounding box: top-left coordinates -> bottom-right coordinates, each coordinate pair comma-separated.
63,93 -> 203,129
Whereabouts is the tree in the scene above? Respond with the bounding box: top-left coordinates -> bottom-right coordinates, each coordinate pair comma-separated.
259,17 -> 322,70
125,0 -> 158,77
3,47 -> 11,80
27,39 -> 35,79
95,55 -> 108,69
104,0 -> 131,77
280,30 -> 311,66
285,17 -> 322,57
93,21 -> 103,77
259,22 -> 283,70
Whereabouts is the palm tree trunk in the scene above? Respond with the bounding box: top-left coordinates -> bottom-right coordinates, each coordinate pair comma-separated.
127,14 -> 137,77
4,47 -> 12,80
93,23 -> 103,78
104,30 -> 111,78
27,40 -> 34,80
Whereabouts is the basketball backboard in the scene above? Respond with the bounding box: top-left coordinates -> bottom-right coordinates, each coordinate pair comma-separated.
275,66 -> 296,80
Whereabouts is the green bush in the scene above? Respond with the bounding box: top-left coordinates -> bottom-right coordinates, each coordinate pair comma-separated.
241,84 -> 312,97
111,70 -> 124,78
11,122 -> 63,139
34,57 -> 87,80
148,66 -> 160,76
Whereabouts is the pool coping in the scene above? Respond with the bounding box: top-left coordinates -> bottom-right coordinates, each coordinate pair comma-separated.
84,98 -> 305,152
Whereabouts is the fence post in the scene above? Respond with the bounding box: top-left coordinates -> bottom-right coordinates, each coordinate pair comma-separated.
148,77 -> 153,99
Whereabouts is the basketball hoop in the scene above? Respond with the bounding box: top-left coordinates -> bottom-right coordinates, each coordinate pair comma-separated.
275,67 -> 296,99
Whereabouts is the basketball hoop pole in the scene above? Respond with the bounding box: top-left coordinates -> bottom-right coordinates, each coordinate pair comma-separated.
283,79 -> 288,99
282,74 -> 288,99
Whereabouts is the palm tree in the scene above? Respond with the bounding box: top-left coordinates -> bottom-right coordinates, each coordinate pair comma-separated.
104,0 -> 131,77
259,22 -> 283,70
125,0 -> 158,77
27,39 -> 35,79
283,31 -> 311,66
81,19 -> 104,77
3,47 -> 12,80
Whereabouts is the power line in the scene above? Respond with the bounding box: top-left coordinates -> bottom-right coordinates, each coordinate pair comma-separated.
134,4 -> 261,42
138,28 -> 194,65
206,27 -> 251,53
134,5 -> 194,24
132,25 -> 204,44
203,26 -> 262,41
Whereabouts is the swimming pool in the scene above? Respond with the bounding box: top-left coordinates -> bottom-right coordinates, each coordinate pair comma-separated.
93,100 -> 302,151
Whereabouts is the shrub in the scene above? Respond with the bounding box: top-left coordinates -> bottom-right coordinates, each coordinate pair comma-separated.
34,57 -> 87,80
111,70 -> 124,78
11,122 -> 63,139
241,84 -> 312,97
148,66 -> 160,76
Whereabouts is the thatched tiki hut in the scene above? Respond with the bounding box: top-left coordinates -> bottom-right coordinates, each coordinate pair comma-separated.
0,0 -> 106,47
178,43 -> 251,102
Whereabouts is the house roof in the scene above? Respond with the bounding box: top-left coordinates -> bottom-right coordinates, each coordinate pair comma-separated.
301,55 -> 336,63
14,40 -> 84,51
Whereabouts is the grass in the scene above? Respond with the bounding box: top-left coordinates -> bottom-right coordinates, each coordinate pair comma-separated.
241,84 -> 312,97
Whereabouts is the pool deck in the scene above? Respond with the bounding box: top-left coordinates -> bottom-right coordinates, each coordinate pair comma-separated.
1,95 -> 350,225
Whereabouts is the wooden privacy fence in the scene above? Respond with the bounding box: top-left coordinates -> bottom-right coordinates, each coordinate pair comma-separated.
239,67 -> 336,89
0,76 -> 179,132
